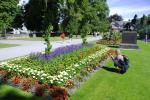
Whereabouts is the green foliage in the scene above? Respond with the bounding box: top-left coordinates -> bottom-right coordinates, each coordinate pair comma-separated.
24,0 -> 59,31
22,0 -> 110,38
103,32 -> 121,41
80,24 -> 92,44
134,14 -> 150,39
0,0 -> 19,32
12,6 -> 24,28
138,25 -> 150,39
43,24 -> 53,54
58,0 -> 109,38
65,17 -> 80,35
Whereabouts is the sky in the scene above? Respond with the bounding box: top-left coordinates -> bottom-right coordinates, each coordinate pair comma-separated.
107,0 -> 150,21
19,0 -> 150,21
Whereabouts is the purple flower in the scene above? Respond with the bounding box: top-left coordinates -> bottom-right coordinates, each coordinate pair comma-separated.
30,43 -> 93,60
39,44 -> 84,60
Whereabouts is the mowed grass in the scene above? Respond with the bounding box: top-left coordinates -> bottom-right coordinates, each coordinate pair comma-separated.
8,35 -> 94,41
0,44 -> 18,48
70,41 -> 150,100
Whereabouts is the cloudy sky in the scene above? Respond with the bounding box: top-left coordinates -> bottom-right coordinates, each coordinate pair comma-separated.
107,0 -> 150,21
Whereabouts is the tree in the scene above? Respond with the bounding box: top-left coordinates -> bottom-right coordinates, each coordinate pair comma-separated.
23,0 -> 109,44
12,6 -> 24,28
140,14 -> 146,26
109,14 -> 123,22
75,0 -> 109,44
24,0 -> 59,31
135,14 -> 150,39
0,0 -> 19,33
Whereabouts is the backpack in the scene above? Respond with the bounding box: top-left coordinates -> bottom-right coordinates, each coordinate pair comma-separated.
123,55 -> 129,66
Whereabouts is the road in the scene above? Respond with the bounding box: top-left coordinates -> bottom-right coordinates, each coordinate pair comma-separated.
0,36 -> 101,61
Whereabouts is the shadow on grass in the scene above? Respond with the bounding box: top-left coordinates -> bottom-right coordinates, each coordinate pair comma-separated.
102,66 -> 119,74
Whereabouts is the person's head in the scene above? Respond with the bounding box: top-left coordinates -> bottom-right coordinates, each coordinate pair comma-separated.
115,49 -> 121,55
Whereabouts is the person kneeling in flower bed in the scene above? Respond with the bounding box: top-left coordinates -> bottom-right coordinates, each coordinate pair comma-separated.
110,49 -> 129,74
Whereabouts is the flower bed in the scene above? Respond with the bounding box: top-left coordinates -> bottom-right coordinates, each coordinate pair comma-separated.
8,45 -> 102,76
0,44 -> 111,99
96,39 -> 121,46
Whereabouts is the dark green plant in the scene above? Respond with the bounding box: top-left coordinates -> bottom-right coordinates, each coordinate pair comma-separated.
0,0 -> 19,32
43,24 -> 53,54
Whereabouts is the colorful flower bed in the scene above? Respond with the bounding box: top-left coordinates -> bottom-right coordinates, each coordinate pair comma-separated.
0,44 -> 111,99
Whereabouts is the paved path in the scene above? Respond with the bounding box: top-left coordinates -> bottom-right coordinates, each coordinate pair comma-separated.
0,36 -> 101,61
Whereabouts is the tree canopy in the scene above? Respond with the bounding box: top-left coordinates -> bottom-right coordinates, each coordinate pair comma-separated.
0,0 -> 19,32
24,0 -> 109,33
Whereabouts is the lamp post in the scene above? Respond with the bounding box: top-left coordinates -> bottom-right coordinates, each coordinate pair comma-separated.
45,0 -> 47,8
145,28 -> 148,43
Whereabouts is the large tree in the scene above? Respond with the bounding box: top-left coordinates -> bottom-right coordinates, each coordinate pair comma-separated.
63,0 -> 109,33
24,0 -> 109,39
0,0 -> 19,32
24,0 -> 59,31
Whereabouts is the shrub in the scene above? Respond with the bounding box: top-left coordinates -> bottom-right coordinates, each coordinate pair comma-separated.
97,32 -> 121,45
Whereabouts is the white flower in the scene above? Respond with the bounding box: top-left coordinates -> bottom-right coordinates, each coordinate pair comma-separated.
0,62 -> 8,65
42,73 -> 47,77
74,64 -> 79,67
50,80 -> 53,84
60,79 -> 63,82
33,76 -> 36,78
57,75 -> 63,78
41,77 -> 44,80
58,81 -> 61,84
64,77 -> 68,80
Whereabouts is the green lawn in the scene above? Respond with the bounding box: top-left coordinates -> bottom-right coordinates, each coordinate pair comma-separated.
9,37 -> 61,41
70,41 -> 150,100
0,44 -> 18,48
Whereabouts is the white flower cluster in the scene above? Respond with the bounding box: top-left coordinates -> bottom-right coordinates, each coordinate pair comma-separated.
0,46 -> 110,86
0,62 -> 71,85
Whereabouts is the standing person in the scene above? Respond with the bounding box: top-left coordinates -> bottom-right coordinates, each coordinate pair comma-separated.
110,49 -> 129,74
60,32 -> 65,42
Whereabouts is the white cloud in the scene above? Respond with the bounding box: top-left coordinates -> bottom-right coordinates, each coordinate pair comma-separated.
110,6 -> 150,15
109,6 -> 150,20
18,0 -> 29,6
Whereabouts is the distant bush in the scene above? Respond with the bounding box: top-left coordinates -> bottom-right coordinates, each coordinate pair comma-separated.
138,25 -> 150,39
